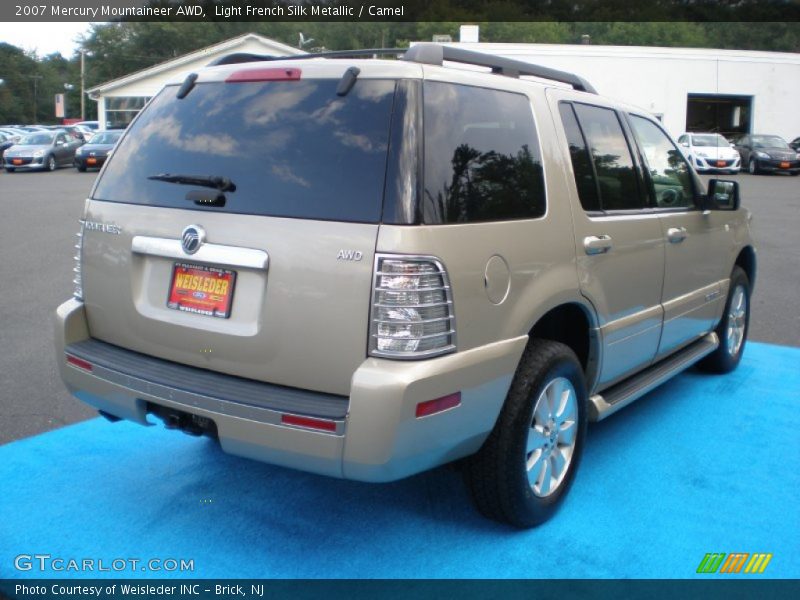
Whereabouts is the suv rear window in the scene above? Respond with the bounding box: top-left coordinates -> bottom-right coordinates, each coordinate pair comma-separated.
92,79 -> 396,223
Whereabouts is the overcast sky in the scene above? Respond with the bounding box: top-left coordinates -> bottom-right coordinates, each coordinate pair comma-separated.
0,22 -> 94,57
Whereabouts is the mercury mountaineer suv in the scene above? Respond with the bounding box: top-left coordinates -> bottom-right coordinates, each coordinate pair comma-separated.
55,44 -> 755,527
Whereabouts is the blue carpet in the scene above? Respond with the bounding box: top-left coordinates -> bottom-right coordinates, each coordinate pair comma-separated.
1,342 -> 798,579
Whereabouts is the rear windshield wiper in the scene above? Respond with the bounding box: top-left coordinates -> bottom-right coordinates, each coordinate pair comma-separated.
148,173 -> 236,192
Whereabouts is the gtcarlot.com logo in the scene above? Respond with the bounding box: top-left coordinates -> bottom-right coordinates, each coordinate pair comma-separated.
14,554 -> 195,573
696,552 -> 772,574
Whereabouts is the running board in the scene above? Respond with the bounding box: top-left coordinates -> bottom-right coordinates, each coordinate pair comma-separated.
589,333 -> 719,421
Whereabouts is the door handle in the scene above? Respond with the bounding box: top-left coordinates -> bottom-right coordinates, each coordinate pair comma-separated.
583,235 -> 613,255
667,227 -> 688,243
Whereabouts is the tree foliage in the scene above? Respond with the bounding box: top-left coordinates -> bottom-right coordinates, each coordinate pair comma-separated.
0,43 -> 81,124
1,21 -> 798,124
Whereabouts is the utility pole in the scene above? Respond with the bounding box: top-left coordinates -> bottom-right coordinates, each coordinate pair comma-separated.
80,49 -> 90,121
28,75 -> 43,122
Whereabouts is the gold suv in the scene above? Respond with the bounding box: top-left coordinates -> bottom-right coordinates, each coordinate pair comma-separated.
56,44 -> 755,527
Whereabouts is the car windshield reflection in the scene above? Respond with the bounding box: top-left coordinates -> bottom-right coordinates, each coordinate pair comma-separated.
20,134 -> 54,145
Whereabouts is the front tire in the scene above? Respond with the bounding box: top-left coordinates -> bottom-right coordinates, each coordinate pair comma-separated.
46,155 -> 56,171
748,158 -> 760,175
463,339 -> 588,528
698,266 -> 750,374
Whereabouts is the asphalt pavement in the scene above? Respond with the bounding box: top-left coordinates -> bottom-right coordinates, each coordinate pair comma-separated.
0,168 -> 797,445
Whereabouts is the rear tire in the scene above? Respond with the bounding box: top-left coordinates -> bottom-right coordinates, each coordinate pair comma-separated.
698,266 -> 750,374
463,339 -> 588,528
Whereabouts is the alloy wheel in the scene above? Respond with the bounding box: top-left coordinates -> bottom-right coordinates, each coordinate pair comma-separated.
727,284 -> 747,357
525,377 -> 578,498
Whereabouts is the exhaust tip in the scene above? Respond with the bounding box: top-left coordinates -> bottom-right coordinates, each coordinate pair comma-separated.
98,410 -> 122,423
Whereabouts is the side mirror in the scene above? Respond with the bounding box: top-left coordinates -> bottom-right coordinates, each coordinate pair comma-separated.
680,142 -> 689,147
704,179 -> 740,211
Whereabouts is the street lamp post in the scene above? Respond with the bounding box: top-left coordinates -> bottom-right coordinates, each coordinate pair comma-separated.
79,49 -> 93,121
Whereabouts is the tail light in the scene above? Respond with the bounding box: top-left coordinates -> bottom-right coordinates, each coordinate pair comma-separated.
73,219 -> 85,300
369,254 -> 456,359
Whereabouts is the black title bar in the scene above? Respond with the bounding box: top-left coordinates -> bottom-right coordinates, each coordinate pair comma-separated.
2,0 -> 800,22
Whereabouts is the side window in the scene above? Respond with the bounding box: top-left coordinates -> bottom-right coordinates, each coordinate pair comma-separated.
572,103 -> 644,211
629,115 -> 695,209
422,82 -> 545,223
558,102 -> 600,211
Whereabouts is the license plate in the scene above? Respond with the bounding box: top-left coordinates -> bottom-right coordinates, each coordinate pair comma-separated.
780,161 -> 790,169
716,161 -> 726,167
12,159 -> 22,165
87,158 -> 97,165
167,263 -> 236,318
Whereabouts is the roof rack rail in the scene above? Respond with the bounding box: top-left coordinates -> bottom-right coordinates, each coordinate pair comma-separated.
403,43 -> 597,94
209,44 -> 597,94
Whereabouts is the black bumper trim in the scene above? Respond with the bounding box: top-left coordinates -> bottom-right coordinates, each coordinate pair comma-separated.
65,338 -> 349,420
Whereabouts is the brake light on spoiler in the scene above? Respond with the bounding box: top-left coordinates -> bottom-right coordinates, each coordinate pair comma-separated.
225,68 -> 301,83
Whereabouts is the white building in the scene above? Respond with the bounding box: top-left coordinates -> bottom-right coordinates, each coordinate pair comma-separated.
428,40 -> 800,140
88,31 -> 800,141
87,33 -> 303,130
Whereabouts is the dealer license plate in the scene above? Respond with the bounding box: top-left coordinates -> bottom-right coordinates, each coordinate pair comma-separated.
12,159 -> 22,165
87,157 -> 97,165
167,263 -> 236,318
780,161 -> 790,169
716,161 -> 726,167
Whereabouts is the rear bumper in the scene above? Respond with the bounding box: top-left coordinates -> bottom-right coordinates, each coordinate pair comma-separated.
56,298 -> 526,482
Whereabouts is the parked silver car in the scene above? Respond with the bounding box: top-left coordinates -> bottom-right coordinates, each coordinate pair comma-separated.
4,129 -> 83,172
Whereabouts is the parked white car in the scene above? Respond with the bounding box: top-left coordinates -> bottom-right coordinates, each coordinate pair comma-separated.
678,133 -> 741,174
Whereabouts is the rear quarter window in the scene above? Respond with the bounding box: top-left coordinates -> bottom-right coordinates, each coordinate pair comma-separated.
422,82 -> 545,224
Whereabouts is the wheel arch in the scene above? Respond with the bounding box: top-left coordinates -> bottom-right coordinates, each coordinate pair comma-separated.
735,245 -> 756,292
528,301 -> 601,392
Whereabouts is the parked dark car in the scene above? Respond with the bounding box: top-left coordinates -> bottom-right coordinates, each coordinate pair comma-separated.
0,132 -> 17,161
74,130 -> 123,171
733,134 -> 800,175
3,129 -> 84,172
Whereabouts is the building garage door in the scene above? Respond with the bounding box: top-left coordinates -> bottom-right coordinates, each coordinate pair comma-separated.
686,94 -> 752,139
